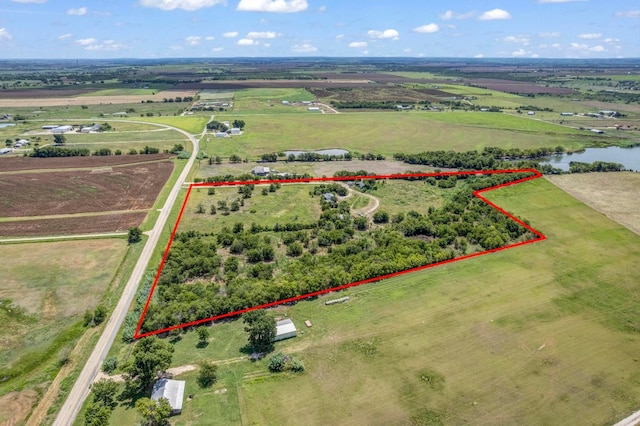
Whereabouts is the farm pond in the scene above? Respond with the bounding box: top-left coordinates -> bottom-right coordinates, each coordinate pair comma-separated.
542,146 -> 640,172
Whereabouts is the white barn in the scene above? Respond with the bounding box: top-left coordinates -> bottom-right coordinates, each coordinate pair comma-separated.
151,379 -> 185,415
273,319 -> 297,342
51,125 -> 73,133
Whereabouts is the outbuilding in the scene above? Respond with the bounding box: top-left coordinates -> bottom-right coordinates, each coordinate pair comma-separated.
151,379 -> 185,415
214,132 -> 227,138
230,128 -> 241,135
51,125 -> 73,133
0,148 -> 11,155
273,319 -> 297,342
252,166 -> 270,176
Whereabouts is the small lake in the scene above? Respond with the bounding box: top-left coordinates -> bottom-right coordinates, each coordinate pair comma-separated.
542,146 -> 640,172
284,148 -> 350,157
0,123 -> 16,129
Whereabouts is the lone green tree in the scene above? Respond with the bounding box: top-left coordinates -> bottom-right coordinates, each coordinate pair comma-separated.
196,326 -> 209,347
242,310 -> 276,352
128,227 -> 142,244
197,361 -> 218,388
232,119 -> 245,130
126,336 -> 174,391
53,134 -> 66,145
135,397 -> 172,426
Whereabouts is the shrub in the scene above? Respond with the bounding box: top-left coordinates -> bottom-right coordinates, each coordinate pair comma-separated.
197,362 -> 218,388
290,357 -> 305,372
102,357 -> 118,374
268,352 -> 286,373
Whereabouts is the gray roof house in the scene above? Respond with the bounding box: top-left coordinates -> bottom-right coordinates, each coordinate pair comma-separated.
252,166 -> 270,176
151,379 -> 185,415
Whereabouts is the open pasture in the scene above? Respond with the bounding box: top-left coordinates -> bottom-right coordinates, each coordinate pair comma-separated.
207,112 -> 601,159
0,239 -> 128,396
0,161 -> 173,219
233,178 -> 640,425
232,88 -> 315,114
124,115 -> 210,134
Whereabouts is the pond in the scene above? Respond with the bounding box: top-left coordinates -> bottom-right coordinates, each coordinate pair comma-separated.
542,146 -> 640,172
284,148 -> 349,157
0,123 -> 16,129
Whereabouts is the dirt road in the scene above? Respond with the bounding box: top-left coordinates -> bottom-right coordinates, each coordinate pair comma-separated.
51,119 -> 207,426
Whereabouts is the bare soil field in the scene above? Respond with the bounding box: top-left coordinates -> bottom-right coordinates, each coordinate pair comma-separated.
546,172 -> 640,235
0,90 -> 196,107
0,153 -> 172,172
0,389 -> 39,426
468,78 -> 576,94
0,161 -> 173,217
0,211 -> 146,237
175,80 -> 378,91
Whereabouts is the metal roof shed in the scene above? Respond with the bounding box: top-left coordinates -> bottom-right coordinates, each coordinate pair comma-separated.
151,379 -> 185,415
273,319 -> 297,342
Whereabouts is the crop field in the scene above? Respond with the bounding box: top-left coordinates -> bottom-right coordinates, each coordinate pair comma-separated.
206,112 -> 605,159
0,162 -> 174,217
0,90 -> 197,108
0,212 -> 147,237
0,153 -> 172,172
198,90 -> 235,100
308,86 -> 454,103
0,239 -> 128,420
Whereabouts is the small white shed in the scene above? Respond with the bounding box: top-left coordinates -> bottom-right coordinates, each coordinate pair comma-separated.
273,319 -> 297,342
151,378 -> 185,415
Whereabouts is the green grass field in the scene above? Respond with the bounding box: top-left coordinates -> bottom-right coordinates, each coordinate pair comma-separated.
178,184 -> 323,234
206,111 -> 613,160
106,176 -> 640,425
126,115 -> 210,134
232,88 -> 316,114
0,239 -> 128,396
59,129 -> 188,153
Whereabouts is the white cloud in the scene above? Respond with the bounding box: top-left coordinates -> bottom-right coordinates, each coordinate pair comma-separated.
578,33 -> 601,39
85,42 -> 128,51
263,42 -> 270,47
0,28 -> 12,42
10,0 -> 47,3
538,0 -> 587,3
616,10 -> 640,18
237,38 -> 256,45
223,31 -> 239,38
335,34 -> 344,40
503,35 -> 530,45
570,42 -> 589,49
478,8 -> 511,20
348,41 -> 367,48
237,0 -> 308,13
603,38 -> 620,43
368,29 -> 399,40
139,0 -> 226,11
292,43 -> 317,53
67,7 -> 87,16
474,53 -> 484,58
589,45 -> 605,52
512,49 -> 538,58
439,10 -> 475,20
552,43 -> 562,49
58,33 -> 72,39
76,37 -> 97,45
539,32 -> 560,38
246,31 -> 278,38
212,47 -> 224,52
205,36 -> 215,40
413,23 -> 439,33
185,36 -> 202,45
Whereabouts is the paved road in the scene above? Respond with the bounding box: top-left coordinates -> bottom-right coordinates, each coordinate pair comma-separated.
53,120 -> 207,426
613,409 -> 640,426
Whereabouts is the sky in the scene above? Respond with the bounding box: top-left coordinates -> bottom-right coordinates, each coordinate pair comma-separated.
0,0 -> 638,59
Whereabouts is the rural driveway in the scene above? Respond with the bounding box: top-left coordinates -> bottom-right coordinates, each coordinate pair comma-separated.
52,119 -> 207,426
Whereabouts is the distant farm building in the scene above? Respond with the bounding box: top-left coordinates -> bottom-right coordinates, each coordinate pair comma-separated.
13,139 -> 29,148
590,128 -> 604,134
323,193 -> 335,202
80,124 -> 100,133
560,112 -> 574,117
282,100 -> 290,105
0,148 -> 11,155
51,125 -> 73,133
214,132 -> 227,138
527,111 -> 535,115
273,319 -> 297,342
252,166 -> 270,176
599,110 -> 618,117
151,379 -> 185,415
230,128 -> 241,135
41,125 -> 59,130
307,107 -> 321,112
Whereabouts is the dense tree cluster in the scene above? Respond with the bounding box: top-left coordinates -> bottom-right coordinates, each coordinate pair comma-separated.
568,161 -> 625,173
139,174 -> 536,335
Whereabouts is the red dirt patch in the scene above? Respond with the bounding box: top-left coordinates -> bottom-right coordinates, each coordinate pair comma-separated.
0,161 -> 173,217
0,211 -> 147,237
0,154 -> 173,172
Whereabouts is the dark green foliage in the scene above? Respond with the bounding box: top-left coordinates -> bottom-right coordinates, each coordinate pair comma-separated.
290,357 -> 305,372
286,242 -> 303,257
102,356 -> 118,374
197,326 -> 209,345
93,305 -> 107,325
373,211 -> 389,224
135,397 -> 172,426
128,227 -> 142,244
127,336 -> 174,391
268,352 -> 286,372
232,119 -> 246,130
197,361 -> 218,388
53,134 -> 66,145
569,161 -> 625,173
30,146 -> 90,157
90,378 -> 119,409
243,310 -> 275,352
84,401 -> 112,426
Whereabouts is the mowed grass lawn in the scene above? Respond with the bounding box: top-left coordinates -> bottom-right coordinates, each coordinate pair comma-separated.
132,177 -> 640,426
208,112 -> 605,160
0,239 -> 128,395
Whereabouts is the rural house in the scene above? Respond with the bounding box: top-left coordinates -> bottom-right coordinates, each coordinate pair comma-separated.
252,166 -> 270,176
151,378 -> 185,415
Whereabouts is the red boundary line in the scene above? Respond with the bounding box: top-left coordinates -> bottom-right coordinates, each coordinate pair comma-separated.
134,168 -> 546,339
